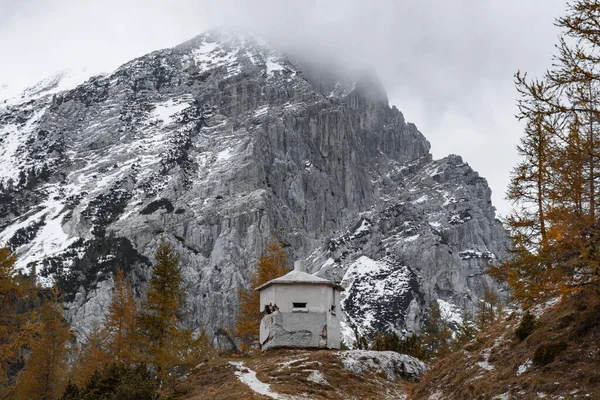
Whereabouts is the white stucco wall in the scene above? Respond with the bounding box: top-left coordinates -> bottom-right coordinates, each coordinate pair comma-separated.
260,283 -> 330,313
259,285 -> 275,311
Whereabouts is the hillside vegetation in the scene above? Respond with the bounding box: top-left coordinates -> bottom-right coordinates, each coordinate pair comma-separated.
411,285 -> 600,399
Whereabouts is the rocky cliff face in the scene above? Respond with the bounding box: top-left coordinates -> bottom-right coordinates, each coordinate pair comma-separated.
0,29 -> 510,341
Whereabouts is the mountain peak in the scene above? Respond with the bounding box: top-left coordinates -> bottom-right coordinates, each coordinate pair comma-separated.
180,27 -> 271,50
0,27 -> 508,344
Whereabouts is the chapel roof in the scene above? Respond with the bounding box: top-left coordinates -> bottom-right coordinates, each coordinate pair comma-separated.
255,266 -> 344,292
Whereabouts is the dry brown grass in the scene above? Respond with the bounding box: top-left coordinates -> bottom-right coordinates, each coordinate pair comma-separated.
178,349 -> 412,399
410,285 -> 600,399
176,357 -> 264,400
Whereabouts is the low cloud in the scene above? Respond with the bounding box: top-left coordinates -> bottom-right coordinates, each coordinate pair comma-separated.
0,0 -> 568,215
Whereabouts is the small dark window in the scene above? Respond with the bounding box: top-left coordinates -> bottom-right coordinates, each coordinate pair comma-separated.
330,305 -> 336,315
293,302 -> 307,308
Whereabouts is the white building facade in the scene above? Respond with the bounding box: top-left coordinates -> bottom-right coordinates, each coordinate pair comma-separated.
256,261 -> 344,350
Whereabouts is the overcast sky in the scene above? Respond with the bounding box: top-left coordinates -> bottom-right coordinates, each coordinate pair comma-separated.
0,0 -> 569,217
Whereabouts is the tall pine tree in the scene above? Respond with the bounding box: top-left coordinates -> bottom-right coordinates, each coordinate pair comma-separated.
138,239 -> 210,391
420,300 -> 451,359
506,83 -> 554,251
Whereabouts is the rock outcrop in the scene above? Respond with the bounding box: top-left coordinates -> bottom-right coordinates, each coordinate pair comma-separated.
0,29 -> 510,340
339,350 -> 427,381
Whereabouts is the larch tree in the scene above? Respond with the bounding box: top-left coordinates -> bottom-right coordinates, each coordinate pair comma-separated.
420,300 -> 451,359
474,284 -> 502,331
506,80 -> 554,251
543,0 -> 600,270
552,3 -> 600,224
138,239 -> 209,391
498,0 -> 600,301
0,248 -> 39,399
494,77 -> 559,301
69,326 -> 110,387
68,269 -> 141,390
453,310 -> 476,349
15,291 -> 72,400
234,238 -> 290,350
104,268 -> 141,367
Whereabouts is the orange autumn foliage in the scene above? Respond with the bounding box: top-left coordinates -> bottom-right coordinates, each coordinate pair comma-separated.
104,268 -> 141,367
15,291 -> 71,400
234,238 -> 290,350
0,247 -> 39,398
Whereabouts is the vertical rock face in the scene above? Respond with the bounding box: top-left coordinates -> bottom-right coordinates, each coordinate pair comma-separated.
308,154 -> 510,340
0,29 -> 510,340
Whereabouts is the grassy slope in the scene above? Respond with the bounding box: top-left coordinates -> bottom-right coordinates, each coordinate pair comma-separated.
411,285 -> 600,399
178,349 -> 414,399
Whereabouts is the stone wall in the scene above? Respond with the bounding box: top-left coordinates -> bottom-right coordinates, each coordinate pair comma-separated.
261,311 -> 333,350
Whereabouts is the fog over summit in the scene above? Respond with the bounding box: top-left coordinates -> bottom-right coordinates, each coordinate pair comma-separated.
0,0 -> 569,216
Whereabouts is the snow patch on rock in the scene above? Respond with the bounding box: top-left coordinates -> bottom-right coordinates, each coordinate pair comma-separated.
437,299 -> 463,326
151,99 -> 190,125
517,358 -> 532,376
476,335 -> 504,374
0,184 -> 78,277
337,350 -> 426,381
0,67 -> 101,108
340,320 -> 356,348
0,107 -> 46,184
307,370 -> 328,385
266,59 -> 285,75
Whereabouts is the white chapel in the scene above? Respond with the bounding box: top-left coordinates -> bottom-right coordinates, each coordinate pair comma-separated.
256,260 -> 344,350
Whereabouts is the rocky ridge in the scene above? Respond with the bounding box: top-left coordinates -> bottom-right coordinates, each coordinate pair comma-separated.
0,29 -> 510,341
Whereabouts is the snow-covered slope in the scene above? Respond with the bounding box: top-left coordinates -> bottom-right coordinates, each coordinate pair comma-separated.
0,29 -> 509,340
0,68 -> 102,109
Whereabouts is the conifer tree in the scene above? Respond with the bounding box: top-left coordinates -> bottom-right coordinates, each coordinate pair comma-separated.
506,89 -> 554,251
421,300 -> 451,359
497,0 -> 600,300
352,328 -> 369,351
68,270 -> 141,391
138,239 -> 209,391
497,91 -> 558,301
16,291 -> 72,400
0,247 -> 39,398
397,333 -> 426,360
368,331 -> 427,361
453,310 -> 476,349
475,284 -> 501,331
70,326 -> 110,387
59,364 -> 158,400
234,238 -> 290,349
104,268 -> 140,367
139,240 -> 185,346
